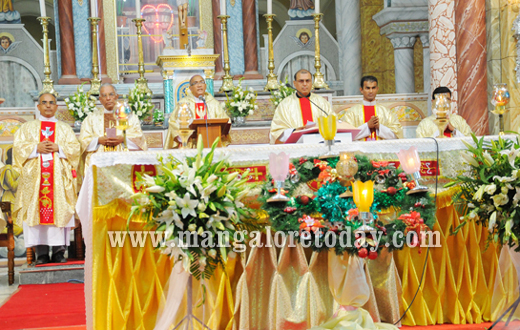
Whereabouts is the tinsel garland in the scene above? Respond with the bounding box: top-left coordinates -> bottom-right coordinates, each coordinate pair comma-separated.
260,154 -> 436,256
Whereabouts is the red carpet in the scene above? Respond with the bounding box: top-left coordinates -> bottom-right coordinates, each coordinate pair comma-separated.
0,283 -> 86,330
34,259 -> 85,268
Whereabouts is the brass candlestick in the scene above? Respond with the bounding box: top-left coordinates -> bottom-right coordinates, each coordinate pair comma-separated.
218,15 -> 234,92
37,17 -> 57,96
132,18 -> 152,94
88,17 -> 101,95
264,14 -> 279,91
433,93 -> 450,138
311,13 -> 329,90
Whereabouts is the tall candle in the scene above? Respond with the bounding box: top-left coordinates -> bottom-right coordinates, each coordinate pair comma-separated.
267,0 -> 272,15
39,0 -> 46,17
91,0 -> 98,17
315,0 -> 320,13
220,0 -> 226,15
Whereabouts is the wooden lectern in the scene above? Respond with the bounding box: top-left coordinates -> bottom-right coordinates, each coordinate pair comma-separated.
190,119 -> 231,148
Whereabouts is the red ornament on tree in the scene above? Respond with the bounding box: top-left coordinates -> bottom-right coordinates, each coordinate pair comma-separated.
387,187 -> 397,196
299,195 -> 310,205
368,250 -> 378,260
358,248 -> 368,258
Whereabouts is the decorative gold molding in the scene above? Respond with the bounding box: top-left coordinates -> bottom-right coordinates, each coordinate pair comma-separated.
203,69 -> 215,79
103,0 -> 118,82
156,54 -> 220,68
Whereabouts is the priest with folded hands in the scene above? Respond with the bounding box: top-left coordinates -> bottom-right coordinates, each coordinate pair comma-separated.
270,69 -> 333,144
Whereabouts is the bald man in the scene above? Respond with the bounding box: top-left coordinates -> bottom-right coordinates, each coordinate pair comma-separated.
164,75 -> 230,149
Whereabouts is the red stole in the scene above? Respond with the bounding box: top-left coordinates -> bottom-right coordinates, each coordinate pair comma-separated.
363,105 -> 377,141
195,102 -> 207,120
444,127 -> 452,137
299,97 -> 313,125
38,121 -> 56,225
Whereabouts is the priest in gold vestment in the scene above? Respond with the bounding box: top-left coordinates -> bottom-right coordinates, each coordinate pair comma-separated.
270,69 -> 333,144
13,93 -> 80,265
340,76 -> 403,141
416,86 -> 472,138
164,75 -> 230,149
79,84 -> 147,174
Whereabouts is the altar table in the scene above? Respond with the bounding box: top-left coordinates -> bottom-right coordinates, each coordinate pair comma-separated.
76,136 -> 511,330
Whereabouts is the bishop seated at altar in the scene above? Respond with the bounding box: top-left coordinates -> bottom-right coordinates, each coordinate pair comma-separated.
416,86 -> 472,138
164,75 -> 231,149
79,84 -> 147,174
340,76 -> 403,141
270,69 -> 334,144
13,93 -> 80,265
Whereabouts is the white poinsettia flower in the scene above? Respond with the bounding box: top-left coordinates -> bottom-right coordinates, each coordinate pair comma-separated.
500,147 -> 520,168
175,192 -> 198,219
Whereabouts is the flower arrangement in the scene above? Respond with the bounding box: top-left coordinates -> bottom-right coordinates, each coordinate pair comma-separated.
224,78 -> 258,118
129,137 -> 258,280
127,83 -> 154,123
64,82 -> 97,122
270,77 -> 295,107
447,134 -> 520,248
260,154 -> 436,257
153,108 -> 165,126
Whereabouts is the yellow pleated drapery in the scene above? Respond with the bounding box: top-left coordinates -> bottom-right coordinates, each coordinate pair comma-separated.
89,188 -> 508,329
394,188 -> 501,326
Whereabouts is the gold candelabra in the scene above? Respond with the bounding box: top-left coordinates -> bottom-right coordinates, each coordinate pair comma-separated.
37,17 -> 57,96
88,17 -> 101,95
132,18 -> 152,94
311,13 -> 329,90
263,14 -> 279,91
218,15 -> 234,92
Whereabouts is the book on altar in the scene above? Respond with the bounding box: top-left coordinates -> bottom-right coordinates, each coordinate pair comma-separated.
285,121 -> 360,144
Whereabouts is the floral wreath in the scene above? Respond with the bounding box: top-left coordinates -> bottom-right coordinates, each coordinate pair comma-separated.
260,155 -> 436,258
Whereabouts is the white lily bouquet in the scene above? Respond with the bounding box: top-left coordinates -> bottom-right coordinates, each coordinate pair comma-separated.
224,78 -> 258,118
65,82 -> 97,122
127,83 -> 154,123
129,136 -> 257,280
447,134 -> 520,247
270,77 -> 295,107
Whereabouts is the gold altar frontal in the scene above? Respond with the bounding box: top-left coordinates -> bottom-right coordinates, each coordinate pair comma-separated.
79,139 -> 515,329
156,54 -> 220,74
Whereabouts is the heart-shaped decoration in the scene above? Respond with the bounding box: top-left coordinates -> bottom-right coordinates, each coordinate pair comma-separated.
140,4 -> 174,43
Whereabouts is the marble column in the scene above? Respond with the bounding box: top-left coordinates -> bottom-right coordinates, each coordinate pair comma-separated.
228,0 -> 245,76
72,0 -> 92,79
336,0 -> 361,95
455,0 -> 488,135
389,36 -> 416,93
420,34 -> 432,114
428,0 -> 458,112
242,0 -> 262,79
58,0 -> 78,83
212,0 -> 224,77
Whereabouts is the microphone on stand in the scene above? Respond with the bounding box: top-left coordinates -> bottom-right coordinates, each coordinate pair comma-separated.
200,96 -> 210,148
296,91 -> 329,117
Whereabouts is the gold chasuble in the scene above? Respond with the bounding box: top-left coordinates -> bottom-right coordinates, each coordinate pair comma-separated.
270,93 -> 333,144
13,119 -> 80,228
164,91 -> 230,149
416,114 -> 472,138
340,104 -> 403,140
79,108 -> 147,171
